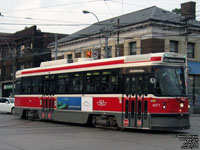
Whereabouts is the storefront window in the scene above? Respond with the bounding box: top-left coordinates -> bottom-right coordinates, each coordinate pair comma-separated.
188,76 -> 194,105
195,76 -> 200,105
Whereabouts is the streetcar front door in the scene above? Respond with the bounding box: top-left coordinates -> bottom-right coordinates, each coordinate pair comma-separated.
123,74 -> 149,128
41,75 -> 55,120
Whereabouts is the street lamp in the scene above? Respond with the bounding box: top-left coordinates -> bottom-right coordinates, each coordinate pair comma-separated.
82,10 -> 109,58
82,10 -> 100,23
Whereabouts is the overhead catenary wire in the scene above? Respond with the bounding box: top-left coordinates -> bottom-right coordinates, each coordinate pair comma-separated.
110,0 -> 147,8
1,0 -> 105,13
3,15 -> 86,24
104,0 -> 114,17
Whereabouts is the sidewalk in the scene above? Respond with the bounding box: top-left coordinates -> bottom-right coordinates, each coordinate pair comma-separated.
190,114 -> 200,117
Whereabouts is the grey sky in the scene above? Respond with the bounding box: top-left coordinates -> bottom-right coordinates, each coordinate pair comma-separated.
0,0 -> 199,34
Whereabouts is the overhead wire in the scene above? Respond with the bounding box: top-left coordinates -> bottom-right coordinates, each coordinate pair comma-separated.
1,0 -> 105,13
0,22 -> 91,26
109,0 -> 147,8
3,15 -> 85,24
103,0 -> 114,17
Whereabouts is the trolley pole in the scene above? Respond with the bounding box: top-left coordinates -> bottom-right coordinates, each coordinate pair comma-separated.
11,46 -> 16,97
55,33 -> 58,60
105,33 -> 109,58
116,18 -> 120,57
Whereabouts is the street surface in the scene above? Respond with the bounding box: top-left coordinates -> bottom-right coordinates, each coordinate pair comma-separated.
0,113 -> 199,150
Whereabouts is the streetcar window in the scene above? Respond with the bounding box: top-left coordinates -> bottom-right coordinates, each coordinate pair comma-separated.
153,67 -> 186,96
101,71 -> 119,93
57,74 -> 69,94
21,77 -> 31,94
49,76 -> 56,95
131,77 -> 136,95
85,72 -> 100,93
123,76 -> 130,95
123,76 -> 136,95
32,76 -> 42,94
70,73 -> 84,93
15,79 -> 21,94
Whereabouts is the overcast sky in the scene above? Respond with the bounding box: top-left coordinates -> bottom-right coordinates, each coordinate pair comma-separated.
0,0 -> 199,34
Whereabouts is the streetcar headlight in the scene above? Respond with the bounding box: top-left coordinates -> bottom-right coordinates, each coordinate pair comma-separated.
180,103 -> 184,108
188,105 -> 190,109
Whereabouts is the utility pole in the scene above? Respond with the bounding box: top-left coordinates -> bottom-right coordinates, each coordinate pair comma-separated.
11,46 -> 16,97
104,32 -> 109,58
116,18 -> 120,57
55,33 -> 58,60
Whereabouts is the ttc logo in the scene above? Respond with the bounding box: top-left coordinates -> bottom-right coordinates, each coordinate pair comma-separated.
97,100 -> 107,106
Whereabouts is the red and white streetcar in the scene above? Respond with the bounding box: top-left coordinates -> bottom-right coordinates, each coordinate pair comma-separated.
14,52 -> 190,130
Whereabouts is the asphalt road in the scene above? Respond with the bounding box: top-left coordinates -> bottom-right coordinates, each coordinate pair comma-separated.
0,113 -> 199,150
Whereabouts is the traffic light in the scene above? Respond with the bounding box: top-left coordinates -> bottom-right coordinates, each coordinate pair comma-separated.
86,50 -> 92,57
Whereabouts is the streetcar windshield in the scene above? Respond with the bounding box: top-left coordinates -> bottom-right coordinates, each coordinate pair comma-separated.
153,67 -> 186,96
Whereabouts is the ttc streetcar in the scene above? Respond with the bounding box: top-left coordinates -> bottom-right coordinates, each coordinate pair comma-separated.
14,52 -> 190,130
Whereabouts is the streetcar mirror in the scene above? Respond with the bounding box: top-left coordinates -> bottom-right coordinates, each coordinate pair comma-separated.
150,78 -> 156,84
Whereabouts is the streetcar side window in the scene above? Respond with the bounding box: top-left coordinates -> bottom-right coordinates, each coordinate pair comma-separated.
49,75 -> 56,95
85,71 -> 100,94
101,71 -> 119,93
56,74 -> 69,94
32,76 -> 42,94
21,77 -> 32,94
70,73 -> 84,94
15,79 -> 21,94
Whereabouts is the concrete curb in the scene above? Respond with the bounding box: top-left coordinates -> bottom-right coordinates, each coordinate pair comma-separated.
190,114 -> 200,117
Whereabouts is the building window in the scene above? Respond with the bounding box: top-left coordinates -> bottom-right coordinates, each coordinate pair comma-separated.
129,42 -> 136,55
170,40 -> 178,53
20,45 -> 25,53
67,54 -> 72,60
194,76 -> 200,105
187,43 -> 195,58
107,46 -> 112,58
93,49 -> 101,59
188,75 -> 200,106
21,65 -> 25,70
75,52 -> 81,58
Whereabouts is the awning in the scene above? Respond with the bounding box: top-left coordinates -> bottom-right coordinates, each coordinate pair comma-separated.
188,61 -> 200,75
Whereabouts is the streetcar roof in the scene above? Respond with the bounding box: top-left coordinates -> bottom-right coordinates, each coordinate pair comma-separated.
16,52 -> 186,78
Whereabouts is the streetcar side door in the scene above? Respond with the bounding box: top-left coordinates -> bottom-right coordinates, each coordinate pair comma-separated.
41,75 -> 56,120
122,74 -> 149,128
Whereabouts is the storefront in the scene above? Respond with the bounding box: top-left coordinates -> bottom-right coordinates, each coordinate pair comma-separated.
2,82 -> 13,97
188,61 -> 200,106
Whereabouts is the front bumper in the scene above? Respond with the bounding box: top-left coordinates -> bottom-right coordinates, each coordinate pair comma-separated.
150,113 -> 190,130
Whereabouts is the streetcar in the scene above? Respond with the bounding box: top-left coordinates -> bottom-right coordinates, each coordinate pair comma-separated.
14,52 -> 190,130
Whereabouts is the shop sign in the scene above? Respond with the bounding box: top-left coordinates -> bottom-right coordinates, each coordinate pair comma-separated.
4,84 -> 13,90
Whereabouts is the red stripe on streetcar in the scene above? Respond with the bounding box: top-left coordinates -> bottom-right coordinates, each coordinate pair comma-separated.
22,59 -> 124,75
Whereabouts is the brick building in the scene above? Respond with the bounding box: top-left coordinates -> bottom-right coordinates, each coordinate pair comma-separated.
0,26 -> 66,97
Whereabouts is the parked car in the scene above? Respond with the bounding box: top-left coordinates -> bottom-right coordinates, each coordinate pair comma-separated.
0,97 -> 15,114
